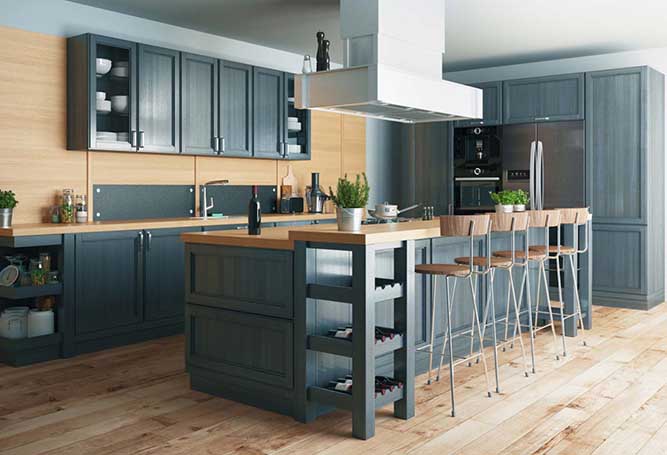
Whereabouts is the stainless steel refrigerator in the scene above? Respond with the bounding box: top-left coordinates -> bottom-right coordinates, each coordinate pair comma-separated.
502,121 -> 585,209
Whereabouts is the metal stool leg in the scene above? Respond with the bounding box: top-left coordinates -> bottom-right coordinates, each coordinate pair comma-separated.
488,269 -> 501,393
426,275 -> 438,385
436,278 -> 457,382
508,268 -> 529,378
524,265 -> 537,373
540,261 -> 561,360
502,275 -> 512,350
468,273 -> 479,366
445,276 -> 456,417
469,275 -> 493,399
568,254 -> 588,347
555,257 -> 567,357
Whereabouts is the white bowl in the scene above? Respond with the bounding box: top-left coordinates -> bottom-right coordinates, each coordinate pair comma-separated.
96,99 -> 111,114
111,95 -> 128,113
95,91 -> 106,101
96,58 -> 112,76
110,66 -> 129,78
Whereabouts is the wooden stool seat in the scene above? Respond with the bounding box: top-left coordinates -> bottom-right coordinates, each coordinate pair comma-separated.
493,250 -> 547,260
529,245 -> 576,255
415,263 -> 470,277
454,256 -> 512,268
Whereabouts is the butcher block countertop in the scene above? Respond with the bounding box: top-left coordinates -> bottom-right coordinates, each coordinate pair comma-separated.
181,219 -> 442,250
0,213 -> 336,237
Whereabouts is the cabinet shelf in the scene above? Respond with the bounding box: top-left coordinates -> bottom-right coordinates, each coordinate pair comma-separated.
0,283 -> 62,300
307,384 -> 404,411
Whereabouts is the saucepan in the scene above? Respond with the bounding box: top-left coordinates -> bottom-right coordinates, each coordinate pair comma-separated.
368,202 -> 421,220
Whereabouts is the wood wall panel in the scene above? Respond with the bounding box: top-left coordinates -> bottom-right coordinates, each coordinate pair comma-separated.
0,26 -> 366,224
341,115 -> 366,178
0,27 -> 87,223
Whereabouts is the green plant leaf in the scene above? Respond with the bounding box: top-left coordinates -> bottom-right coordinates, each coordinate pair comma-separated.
329,173 -> 370,208
0,190 -> 18,209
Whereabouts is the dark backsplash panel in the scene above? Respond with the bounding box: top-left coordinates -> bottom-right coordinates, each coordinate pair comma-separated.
200,185 -> 277,216
93,185 -> 196,221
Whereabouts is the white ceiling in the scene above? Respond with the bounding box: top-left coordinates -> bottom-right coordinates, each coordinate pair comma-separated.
68,0 -> 667,72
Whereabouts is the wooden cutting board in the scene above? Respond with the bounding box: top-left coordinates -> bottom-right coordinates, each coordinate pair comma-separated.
281,165 -> 298,196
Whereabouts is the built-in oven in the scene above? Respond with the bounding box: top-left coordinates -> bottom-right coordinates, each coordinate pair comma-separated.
453,126 -> 503,213
454,177 -> 501,213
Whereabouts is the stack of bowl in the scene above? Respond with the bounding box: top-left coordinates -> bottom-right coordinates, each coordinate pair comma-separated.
96,91 -> 111,115
96,58 -> 112,77
111,61 -> 129,78
111,95 -> 128,114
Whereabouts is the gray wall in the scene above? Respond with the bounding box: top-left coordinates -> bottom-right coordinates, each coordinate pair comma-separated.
365,119 -> 409,207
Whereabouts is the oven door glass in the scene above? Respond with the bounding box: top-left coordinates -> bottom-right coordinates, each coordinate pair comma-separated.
457,181 -> 498,211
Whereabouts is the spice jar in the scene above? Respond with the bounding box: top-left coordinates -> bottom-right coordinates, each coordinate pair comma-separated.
76,194 -> 88,223
39,252 -> 51,272
29,259 -> 46,286
61,189 -> 75,224
50,206 -> 60,224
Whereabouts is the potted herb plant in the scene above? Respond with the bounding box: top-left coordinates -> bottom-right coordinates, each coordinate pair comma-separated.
490,190 -> 514,214
330,173 -> 370,232
513,189 -> 529,212
0,190 -> 18,228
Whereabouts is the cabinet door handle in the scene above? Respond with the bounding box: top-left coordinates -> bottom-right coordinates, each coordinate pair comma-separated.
131,130 -> 137,148
138,131 -> 145,148
213,136 -> 220,153
146,230 -> 152,252
137,231 -> 144,254
220,137 -> 225,154
534,116 -> 550,121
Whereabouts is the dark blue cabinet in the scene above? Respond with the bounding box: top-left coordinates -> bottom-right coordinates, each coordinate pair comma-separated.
253,67 -> 285,158
504,73 -> 584,124
181,53 -> 218,155
456,81 -> 502,127
586,66 -> 665,309
220,60 -> 253,157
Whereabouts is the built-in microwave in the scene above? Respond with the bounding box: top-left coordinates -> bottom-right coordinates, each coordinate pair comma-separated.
453,177 -> 501,213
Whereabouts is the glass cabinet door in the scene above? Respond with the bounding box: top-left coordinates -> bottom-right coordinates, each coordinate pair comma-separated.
90,35 -> 137,152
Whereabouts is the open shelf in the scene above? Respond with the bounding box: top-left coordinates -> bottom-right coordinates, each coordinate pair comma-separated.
307,384 -> 404,411
306,278 -> 403,304
307,331 -> 404,358
0,283 -> 62,300
0,332 -> 62,367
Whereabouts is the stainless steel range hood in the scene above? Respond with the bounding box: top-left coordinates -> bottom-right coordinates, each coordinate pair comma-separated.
295,0 -> 482,124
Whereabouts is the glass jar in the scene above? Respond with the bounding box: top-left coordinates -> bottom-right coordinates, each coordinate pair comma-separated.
76,194 -> 88,223
39,252 -> 51,272
29,259 -> 46,286
50,205 -> 60,224
46,270 -> 59,284
61,189 -> 75,224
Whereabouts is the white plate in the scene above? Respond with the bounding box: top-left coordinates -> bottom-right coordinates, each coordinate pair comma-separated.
0,266 -> 19,287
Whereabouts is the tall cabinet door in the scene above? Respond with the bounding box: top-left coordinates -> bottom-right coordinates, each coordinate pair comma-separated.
138,44 -> 180,153
219,60 -> 253,157
181,53 -> 218,155
144,227 -> 191,322
74,231 -> 143,335
253,67 -> 285,158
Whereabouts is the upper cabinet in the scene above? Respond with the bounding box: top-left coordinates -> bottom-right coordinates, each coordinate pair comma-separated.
137,45 -> 180,153
220,61 -> 253,157
456,81 -> 502,127
67,33 -> 311,161
68,34 -> 138,152
181,53 -> 218,155
253,67 -> 285,158
503,73 -> 584,124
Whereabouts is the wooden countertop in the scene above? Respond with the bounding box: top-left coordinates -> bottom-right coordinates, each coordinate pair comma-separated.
181,219 -> 442,250
0,213 -> 336,237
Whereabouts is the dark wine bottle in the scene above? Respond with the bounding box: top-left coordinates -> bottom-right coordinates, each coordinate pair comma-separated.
248,185 -> 261,235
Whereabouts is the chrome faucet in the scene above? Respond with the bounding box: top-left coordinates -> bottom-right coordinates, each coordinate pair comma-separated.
201,179 -> 229,219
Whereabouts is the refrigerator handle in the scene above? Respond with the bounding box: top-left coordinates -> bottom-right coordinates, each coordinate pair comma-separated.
529,141 -> 536,209
537,140 -> 544,210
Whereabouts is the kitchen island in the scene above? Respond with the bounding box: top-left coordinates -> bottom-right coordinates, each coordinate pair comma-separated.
181,218 -> 592,439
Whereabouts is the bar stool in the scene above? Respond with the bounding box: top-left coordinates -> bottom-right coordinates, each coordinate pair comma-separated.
454,212 -> 531,393
415,214 -> 493,417
530,208 -> 590,354
496,210 -> 562,362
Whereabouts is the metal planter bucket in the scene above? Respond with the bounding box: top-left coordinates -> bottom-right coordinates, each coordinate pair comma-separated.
0,208 -> 12,228
336,207 -> 364,232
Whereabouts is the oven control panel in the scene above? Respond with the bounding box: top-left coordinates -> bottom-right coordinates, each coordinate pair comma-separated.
507,169 -> 530,180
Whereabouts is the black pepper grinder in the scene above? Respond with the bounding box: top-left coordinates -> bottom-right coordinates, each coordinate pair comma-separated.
316,31 -> 327,71
323,39 -> 331,71
248,186 -> 261,235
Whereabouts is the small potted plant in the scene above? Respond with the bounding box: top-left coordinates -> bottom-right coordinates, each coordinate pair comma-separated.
0,190 -> 18,228
330,173 -> 370,232
490,190 -> 514,214
513,189 -> 529,212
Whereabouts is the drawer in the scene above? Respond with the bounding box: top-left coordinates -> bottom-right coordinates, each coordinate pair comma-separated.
185,244 -> 293,318
186,304 -> 293,390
